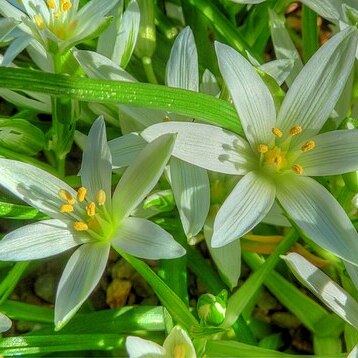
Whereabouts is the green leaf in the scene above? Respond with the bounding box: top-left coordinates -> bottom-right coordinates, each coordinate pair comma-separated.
0,67 -> 243,135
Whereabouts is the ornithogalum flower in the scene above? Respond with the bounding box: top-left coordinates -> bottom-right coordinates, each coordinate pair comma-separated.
0,117 -> 185,329
0,313 -> 11,333
126,326 -> 196,358
141,27 -> 358,266
0,0 -> 119,54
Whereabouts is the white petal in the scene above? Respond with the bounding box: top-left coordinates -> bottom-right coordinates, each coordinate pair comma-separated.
269,9 -> 303,87
113,0 -> 140,68
215,41 -> 276,149
126,336 -> 165,358
204,207 -> 241,289
73,50 -> 136,82
0,158 -> 76,219
282,253 -> 358,330
200,69 -> 220,97
0,313 -> 12,333
142,122 -> 255,175
112,134 -> 175,220
277,27 -> 357,145
76,0 -> 119,27
212,172 -> 276,247
299,0 -> 342,22
111,217 -> 185,259
345,261 -> 358,291
348,344 -> 358,358
108,132 -> 147,169
0,219 -> 86,261
166,26 -> 199,92
170,157 -> 210,237
296,130 -> 358,176
259,59 -> 294,86
262,203 -> 291,227
163,326 -> 196,358
2,34 -> 31,66
55,242 -> 110,330
80,116 -> 112,205
276,175 -> 358,266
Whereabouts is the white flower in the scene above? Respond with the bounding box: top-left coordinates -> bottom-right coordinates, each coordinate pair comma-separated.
126,326 -> 196,358
0,312 -> 11,333
0,116 -> 185,330
0,0 -> 119,54
282,253 -> 358,331
141,27 -> 358,266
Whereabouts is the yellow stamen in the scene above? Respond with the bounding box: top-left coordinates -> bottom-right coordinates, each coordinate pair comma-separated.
73,221 -> 88,231
58,189 -> 75,205
258,144 -> 268,153
292,164 -> 304,175
96,190 -> 106,206
301,140 -> 316,152
47,0 -> 56,9
86,202 -> 96,217
77,187 -> 87,202
61,0 -> 72,11
54,10 -> 61,17
289,126 -> 302,136
173,344 -> 186,358
34,14 -> 46,29
163,116 -> 170,122
60,204 -> 74,213
272,127 -> 283,138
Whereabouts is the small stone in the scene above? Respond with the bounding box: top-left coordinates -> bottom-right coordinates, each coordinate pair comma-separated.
106,279 -> 132,308
34,273 -> 56,303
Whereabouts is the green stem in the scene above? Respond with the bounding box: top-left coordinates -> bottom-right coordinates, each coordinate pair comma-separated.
184,0 -> 261,62
142,56 -> 158,84
114,248 -> 199,333
0,262 -> 31,304
223,229 -> 298,327
302,5 -> 319,63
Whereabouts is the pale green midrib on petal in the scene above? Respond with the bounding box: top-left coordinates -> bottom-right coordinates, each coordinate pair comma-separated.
0,67 -> 243,135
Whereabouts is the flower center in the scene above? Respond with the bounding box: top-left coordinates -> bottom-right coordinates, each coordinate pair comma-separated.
34,0 -> 77,39
58,187 -> 111,240
257,125 -> 315,175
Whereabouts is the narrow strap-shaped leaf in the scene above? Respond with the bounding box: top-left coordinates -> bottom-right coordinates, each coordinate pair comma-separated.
0,67 -> 242,134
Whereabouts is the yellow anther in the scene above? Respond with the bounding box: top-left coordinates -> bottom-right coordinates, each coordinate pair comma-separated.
54,10 -> 61,17
272,127 -> 283,138
258,144 -> 268,153
73,221 -> 88,231
60,204 -> 74,213
86,202 -> 96,217
58,189 -> 75,205
173,344 -> 186,358
292,164 -> 304,175
34,14 -> 46,29
77,187 -> 87,202
96,190 -> 106,206
47,0 -> 56,9
61,0 -> 72,11
289,126 -> 302,136
301,140 -> 316,152
163,116 -> 171,122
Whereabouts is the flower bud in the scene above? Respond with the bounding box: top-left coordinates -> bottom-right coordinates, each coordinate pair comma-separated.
197,291 -> 227,326
135,0 -> 156,59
